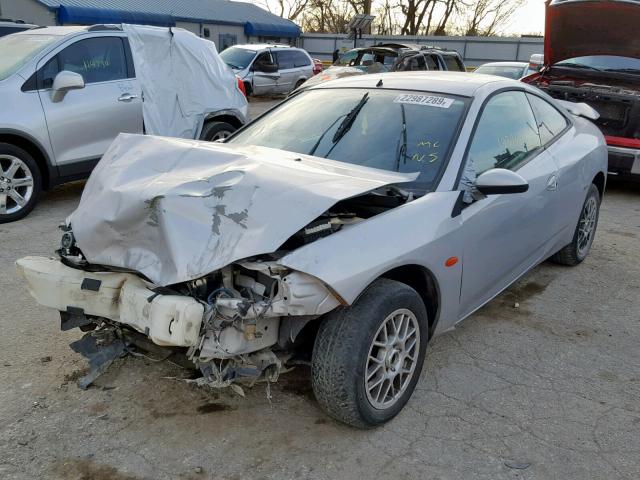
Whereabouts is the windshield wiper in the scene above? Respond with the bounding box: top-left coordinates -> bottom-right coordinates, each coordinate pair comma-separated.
396,103 -> 408,169
308,114 -> 347,156
331,93 -> 369,144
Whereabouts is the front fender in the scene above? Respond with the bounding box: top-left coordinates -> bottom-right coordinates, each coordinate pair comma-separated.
280,191 -> 465,334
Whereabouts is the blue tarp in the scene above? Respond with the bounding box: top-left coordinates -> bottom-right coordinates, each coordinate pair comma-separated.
58,5 -> 175,27
244,21 -> 301,38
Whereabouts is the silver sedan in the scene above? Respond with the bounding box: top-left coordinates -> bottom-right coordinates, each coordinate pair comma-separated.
18,72 -> 607,428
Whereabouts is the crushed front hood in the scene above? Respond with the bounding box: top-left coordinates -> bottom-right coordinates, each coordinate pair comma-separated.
70,134 -> 416,286
545,0 -> 640,66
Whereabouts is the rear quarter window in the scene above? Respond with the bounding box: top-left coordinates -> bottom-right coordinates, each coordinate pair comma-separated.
293,50 -> 311,67
443,55 -> 464,72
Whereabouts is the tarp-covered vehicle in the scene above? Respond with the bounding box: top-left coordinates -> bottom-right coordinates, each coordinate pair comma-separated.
522,0 -> 640,179
0,24 -> 247,223
17,72 -> 607,428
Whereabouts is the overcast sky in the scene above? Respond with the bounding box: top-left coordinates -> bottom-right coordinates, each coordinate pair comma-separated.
505,0 -> 546,35
251,0 -> 547,36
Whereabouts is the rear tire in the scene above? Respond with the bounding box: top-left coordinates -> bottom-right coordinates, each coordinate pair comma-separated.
0,143 -> 41,224
199,121 -> 237,142
311,278 -> 429,428
551,183 -> 600,266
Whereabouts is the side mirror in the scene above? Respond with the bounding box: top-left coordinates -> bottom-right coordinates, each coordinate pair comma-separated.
475,168 -> 529,195
254,62 -> 278,74
51,71 -> 85,103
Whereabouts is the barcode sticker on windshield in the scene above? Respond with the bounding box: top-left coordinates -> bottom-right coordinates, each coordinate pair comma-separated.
394,94 -> 454,108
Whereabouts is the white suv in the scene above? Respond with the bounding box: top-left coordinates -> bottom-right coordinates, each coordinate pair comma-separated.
220,44 -> 314,96
0,25 -> 248,223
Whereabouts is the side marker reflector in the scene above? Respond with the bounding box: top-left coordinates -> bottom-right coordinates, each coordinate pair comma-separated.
445,256 -> 459,267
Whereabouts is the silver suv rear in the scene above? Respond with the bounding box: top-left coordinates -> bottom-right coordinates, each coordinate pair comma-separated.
0,25 -> 247,223
220,44 -> 314,96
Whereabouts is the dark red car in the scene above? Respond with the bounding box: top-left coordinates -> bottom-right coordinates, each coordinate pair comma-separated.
522,0 -> 640,179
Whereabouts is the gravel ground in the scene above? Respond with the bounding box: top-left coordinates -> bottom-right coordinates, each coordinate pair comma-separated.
0,108 -> 639,479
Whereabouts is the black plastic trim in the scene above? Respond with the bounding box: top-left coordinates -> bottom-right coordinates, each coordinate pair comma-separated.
476,183 -> 529,195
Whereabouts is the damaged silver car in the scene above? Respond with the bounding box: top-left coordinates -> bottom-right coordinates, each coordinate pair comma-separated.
17,72 -> 608,428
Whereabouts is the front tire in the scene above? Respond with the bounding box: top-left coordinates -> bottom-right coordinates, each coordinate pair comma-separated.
199,121 -> 237,142
311,278 -> 429,428
551,183 -> 600,266
0,143 -> 41,224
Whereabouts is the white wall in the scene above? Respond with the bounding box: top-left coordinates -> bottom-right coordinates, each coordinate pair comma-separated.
0,0 -> 56,25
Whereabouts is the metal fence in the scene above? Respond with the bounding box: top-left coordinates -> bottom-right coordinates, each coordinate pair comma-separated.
299,33 -> 544,67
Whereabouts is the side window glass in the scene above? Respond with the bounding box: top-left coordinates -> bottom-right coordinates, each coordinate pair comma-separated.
425,55 -> 439,70
443,56 -> 463,71
293,51 -> 310,67
255,51 -> 273,65
276,50 -> 295,70
58,37 -> 127,84
468,91 -> 542,175
527,94 -> 569,145
41,56 -> 60,89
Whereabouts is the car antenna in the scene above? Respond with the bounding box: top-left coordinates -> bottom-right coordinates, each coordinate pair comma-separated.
376,79 -> 383,87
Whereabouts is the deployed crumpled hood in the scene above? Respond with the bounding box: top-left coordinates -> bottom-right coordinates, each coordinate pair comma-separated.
70,134 -> 416,286
545,0 -> 640,66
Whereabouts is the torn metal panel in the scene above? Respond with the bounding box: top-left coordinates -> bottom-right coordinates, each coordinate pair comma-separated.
70,332 -> 127,390
70,134 -> 417,287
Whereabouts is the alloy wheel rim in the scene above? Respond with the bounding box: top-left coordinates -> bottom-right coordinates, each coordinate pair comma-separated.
211,130 -> 232,141
577,196 -> 598,258
365,308 -> 420,410
0,155 -> 34,215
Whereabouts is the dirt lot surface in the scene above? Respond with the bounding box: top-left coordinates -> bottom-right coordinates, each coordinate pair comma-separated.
1,103 -> 639,479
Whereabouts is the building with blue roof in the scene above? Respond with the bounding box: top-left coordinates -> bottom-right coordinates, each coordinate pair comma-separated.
0,0 -> 301,49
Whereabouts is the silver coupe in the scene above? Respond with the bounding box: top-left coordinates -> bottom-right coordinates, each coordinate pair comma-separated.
18,72 -> 607,428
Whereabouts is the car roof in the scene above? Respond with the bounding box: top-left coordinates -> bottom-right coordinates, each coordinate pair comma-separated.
232,43 -> 295,51
477,62 -> 528,68
307,71 -> 515,97
13,25 -> 88,36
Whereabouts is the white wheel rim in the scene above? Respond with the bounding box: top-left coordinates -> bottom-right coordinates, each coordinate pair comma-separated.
365,308 -> 420,410
0,155 -> 34,215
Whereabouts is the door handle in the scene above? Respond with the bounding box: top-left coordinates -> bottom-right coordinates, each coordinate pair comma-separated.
546,173 -> 558,191
118,93 -> 139,102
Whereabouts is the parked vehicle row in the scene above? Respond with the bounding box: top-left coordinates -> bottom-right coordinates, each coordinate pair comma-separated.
299,42 -> 466,90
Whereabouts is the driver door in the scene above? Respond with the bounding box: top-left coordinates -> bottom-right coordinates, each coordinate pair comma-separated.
251,51 -> 279,95
37,36 -> 142,173
458,90 -> 561,319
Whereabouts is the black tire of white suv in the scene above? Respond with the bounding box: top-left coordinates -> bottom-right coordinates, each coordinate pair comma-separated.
0,143 -> 42,223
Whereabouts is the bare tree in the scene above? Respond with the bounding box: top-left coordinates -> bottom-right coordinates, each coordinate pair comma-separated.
303,0 -> 354,33
399,0 -> 437,35
463,0 -> 524,36
374,0 -> 398,35
257,0 -> 310,22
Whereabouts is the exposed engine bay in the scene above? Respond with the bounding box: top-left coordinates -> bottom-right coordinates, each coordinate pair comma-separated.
536,80 -> 640,138
18,184 -> 414,390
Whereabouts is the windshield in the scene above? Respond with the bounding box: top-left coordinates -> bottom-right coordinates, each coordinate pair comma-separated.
219,47 -> 256,70
229,88 -> 468,193
0,34 -> 59,81
555,55 -> 640,74
475,65 -> 526,80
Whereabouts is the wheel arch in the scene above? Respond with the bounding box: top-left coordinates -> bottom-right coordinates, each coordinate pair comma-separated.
0,130 -> 56,190
379,264 -> 441,339
592,171 -> 605,198
203,112 -> 245,130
